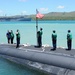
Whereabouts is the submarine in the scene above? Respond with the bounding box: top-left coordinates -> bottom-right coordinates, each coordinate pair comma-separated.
0,44 -> 75,75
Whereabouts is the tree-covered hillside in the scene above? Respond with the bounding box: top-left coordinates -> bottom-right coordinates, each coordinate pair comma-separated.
30,11 -> 75,20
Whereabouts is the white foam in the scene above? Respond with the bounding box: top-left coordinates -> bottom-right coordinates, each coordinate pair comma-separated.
23,43 -> 31,47
42,44 -> 50,47
1,43 -> 4,44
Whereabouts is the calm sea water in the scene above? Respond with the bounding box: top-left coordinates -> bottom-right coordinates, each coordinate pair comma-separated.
0,20 -> 75,75
0,20 -> 75,48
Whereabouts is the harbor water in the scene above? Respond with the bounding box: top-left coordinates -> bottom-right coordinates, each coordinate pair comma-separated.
0,20 -> 75,75
0,20 -> 75,48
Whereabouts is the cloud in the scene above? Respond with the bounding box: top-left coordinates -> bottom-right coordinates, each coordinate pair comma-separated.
0,10 -> 3,13
57,5 -> 65,9
39,8 -> 49,12
19,0 -> 27,2
21,11 -> 27,15
0,10 -> 5,15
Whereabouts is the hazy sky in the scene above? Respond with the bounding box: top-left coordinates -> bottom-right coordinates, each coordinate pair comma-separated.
0,0 -> 75,16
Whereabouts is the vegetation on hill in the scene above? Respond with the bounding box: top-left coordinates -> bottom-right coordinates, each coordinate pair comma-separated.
30,11 -> 75,20
0,11 -> 75,21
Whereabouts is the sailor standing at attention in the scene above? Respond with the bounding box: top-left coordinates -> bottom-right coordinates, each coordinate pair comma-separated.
16,29 -> 20,48
11,30 -> 14,44
51,30 -> 57,50
67,30 -> 72,50
6,30 -> 11,44
40,28 -> 43,47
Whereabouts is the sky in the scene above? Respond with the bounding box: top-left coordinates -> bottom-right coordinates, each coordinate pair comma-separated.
0,0 -> 75,16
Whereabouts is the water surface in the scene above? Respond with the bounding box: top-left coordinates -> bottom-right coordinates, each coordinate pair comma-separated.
0,20 -> 75,48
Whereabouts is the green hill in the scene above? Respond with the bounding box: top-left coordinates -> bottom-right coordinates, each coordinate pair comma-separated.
0,11 -> 75,21
30,11 -> 75,20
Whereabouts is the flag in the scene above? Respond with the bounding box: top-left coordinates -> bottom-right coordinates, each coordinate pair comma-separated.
36,9 -> 44,19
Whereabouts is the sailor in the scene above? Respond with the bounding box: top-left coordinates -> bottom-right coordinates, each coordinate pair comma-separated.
37,31 -> 41,47
11,30 -> 14,44
6,30 -> 11,44
51,30 -> 57,50
16,29 -> 20,48
40,28 -> 43,47
67,30 -> 72,50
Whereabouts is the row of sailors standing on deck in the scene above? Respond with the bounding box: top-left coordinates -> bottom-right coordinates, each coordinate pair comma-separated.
37,29 -> 72,51
51,30 -> 72,51
6,29 -> 72,50
6,30 -> 20,48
